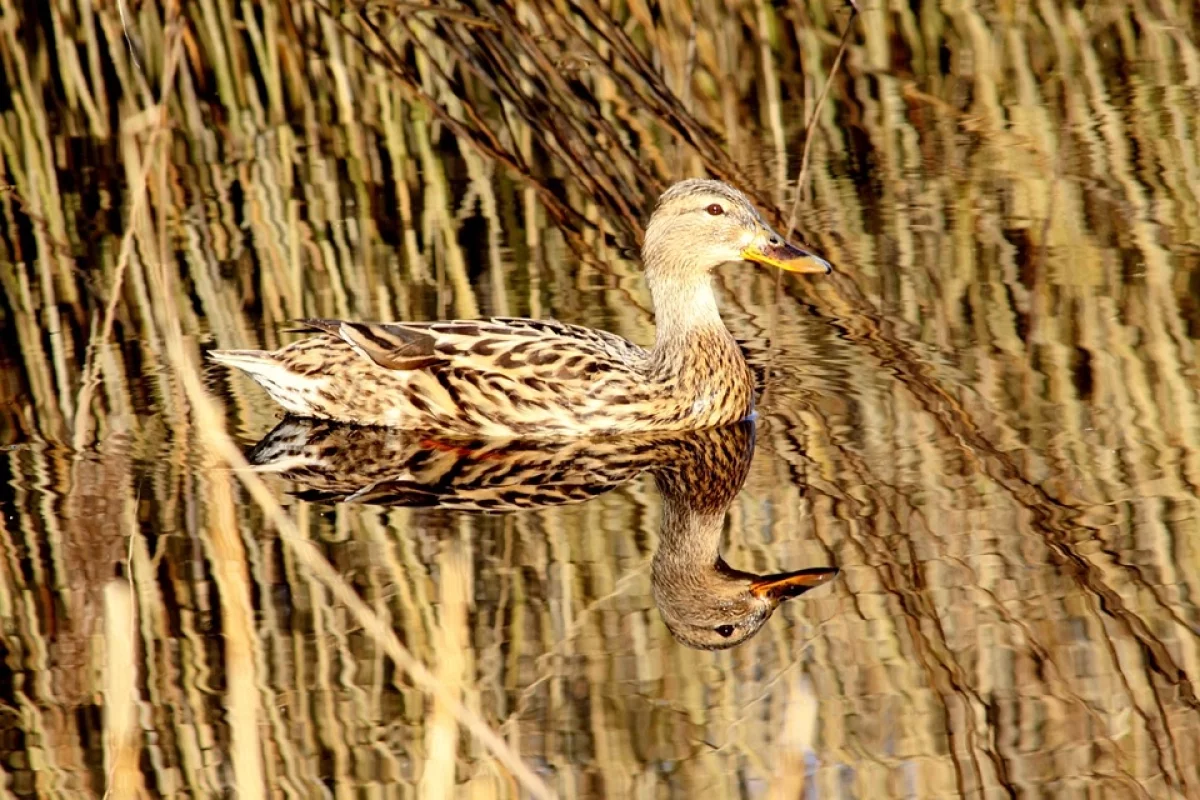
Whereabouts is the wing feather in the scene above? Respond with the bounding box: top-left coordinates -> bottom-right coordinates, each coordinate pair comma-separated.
296,318 -> 446,371
294,317 -> 648,383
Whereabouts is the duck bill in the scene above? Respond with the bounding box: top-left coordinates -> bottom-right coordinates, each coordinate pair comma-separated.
750,567 -> 839,603
741,233 -> 832,274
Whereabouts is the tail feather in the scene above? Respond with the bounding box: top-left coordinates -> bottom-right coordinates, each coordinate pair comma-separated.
208,348 -> 278,372
208,349 -> 321,416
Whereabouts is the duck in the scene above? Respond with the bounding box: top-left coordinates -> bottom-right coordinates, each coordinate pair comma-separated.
210,179 -> 831,437
247,417 -> 838,650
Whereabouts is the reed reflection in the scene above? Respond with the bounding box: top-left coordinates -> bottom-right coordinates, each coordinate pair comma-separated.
248,418 -> 837,650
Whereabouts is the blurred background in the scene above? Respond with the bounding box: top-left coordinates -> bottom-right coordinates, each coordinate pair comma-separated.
1,0 -> 1199,797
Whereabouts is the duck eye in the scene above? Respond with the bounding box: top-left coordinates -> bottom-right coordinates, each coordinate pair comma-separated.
706,203 -> 725,216
715,624 -> 735,638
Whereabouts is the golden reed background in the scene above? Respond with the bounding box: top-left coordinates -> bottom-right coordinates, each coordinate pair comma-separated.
1,0 -> 1199,797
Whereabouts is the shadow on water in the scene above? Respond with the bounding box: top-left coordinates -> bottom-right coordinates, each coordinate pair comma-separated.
247,418 -> 838,650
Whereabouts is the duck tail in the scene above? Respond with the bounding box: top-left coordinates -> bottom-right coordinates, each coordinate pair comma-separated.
208,348 -> 278,374
208,349 -> 321,416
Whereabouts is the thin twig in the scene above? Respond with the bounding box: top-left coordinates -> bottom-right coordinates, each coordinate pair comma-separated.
787,0 -> 859,239
672,8 -> 698,177
153,293 -> 558,796
361,0 -> 499,29
762,2 -> 858,408
116,0 -> 143,75
72,11 -> 184,449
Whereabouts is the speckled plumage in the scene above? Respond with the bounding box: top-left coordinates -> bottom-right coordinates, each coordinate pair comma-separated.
210,179 -> 831,436
245,412 -> 755,511
248,417 -> 839,649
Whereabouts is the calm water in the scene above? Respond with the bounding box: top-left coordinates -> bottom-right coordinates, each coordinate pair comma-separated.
3,1 -> 1200,798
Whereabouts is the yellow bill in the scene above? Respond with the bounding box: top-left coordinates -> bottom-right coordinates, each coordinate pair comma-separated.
741,231 -> 832,274
749,567 -> 839,602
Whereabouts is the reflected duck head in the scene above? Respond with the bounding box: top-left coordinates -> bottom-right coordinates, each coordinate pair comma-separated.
652,559 -> 838,650
649,424 -> 838,651
643,179 -> 832,280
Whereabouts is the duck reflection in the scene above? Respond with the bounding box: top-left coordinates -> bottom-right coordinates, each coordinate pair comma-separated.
248,418 -> 837,650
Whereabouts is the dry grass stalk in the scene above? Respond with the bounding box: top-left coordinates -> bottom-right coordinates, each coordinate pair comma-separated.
204,450 -> 268,800
140,92 -> 556,800
71,7 -> 186,450
419,542 -> 471,799
102,580 -> 145,800
765,674 -> 818,800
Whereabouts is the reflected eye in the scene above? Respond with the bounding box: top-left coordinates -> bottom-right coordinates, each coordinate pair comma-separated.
706,203 -> 725,216
715,624 -> 735,638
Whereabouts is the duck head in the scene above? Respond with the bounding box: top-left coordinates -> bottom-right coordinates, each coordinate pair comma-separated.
642,179 -> 832,279
652,557 -> 838,650
649,421 -> 839,650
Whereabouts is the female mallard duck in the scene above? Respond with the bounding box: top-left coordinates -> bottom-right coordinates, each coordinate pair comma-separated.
210,179 -> 831,436
247,417 -> 838,650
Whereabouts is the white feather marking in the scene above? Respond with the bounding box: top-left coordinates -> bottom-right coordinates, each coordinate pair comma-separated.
213,351 -> 327,415
336,324 -> 377,366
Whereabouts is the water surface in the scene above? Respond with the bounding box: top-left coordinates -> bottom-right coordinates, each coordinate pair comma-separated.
2,1 -> 1199,797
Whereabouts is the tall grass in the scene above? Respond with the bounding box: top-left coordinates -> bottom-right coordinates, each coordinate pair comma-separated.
1,0 -> 1199,797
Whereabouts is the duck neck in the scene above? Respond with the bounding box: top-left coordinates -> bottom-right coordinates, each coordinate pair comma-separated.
650,273 -> 722,339
646,265 -> 738,372
651,499 -> 727,586
650,481 -> 757,596
647,426 -> 759,621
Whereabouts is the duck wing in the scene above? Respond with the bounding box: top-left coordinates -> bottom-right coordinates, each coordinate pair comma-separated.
296,317 -> 647,376
263,317 -> 659,433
